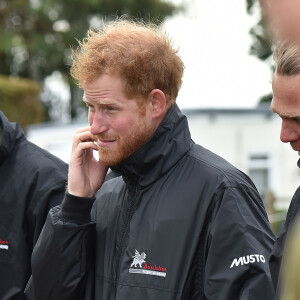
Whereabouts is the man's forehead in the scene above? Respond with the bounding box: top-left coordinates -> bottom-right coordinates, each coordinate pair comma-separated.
82,92 -> 96,103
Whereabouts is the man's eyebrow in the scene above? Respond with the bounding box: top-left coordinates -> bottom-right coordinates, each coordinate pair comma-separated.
82,97 -> 94,104
82,97 -> 118,107
270,106 -> 300,119
270,104 -> 282,116
82,97 -> 90,106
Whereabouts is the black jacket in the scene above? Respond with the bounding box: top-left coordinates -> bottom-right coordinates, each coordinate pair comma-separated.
26,104 -> 275,300
0,111 -> 68,300
269,162 -> 300,294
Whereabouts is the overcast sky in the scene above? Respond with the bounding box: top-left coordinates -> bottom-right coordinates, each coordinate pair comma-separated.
163,0 -> 272,109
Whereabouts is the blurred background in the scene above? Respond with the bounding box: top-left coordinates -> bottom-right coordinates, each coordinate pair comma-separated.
0,0 -> 295,234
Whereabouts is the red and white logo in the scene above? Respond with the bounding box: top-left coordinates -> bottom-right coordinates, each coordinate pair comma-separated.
129,249 -> 167,278
0,238 -> 8,250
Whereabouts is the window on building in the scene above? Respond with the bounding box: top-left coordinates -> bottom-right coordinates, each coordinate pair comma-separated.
249,169 -> 269,195
248,154 -> 270,196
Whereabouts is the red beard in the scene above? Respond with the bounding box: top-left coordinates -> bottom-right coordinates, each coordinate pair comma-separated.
97,118 -> 154,166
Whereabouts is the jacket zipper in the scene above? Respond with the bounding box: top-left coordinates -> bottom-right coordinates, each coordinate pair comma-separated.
114,184 -> 139,289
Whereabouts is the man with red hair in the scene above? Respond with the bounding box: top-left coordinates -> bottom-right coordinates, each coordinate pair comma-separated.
26,20 -> 275,300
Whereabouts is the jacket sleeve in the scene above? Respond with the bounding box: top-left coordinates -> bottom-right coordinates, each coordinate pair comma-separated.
27,179 -> 68,247
25,193 -> 96,300
204,186 -> 275,300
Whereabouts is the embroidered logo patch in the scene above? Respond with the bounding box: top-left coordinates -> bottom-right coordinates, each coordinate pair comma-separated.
129,249 -> 167,278
0,238 -> 8,250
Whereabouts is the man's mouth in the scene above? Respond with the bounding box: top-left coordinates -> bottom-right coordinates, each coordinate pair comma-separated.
97,139 -> 116,147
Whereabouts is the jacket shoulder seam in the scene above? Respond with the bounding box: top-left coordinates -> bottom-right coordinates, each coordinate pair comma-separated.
186,153 -> 237,187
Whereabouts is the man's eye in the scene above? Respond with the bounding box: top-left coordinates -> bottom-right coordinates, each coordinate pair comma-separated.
106,106 -> 116,111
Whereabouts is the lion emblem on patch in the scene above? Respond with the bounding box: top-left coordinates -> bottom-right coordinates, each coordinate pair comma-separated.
130,249 -> 146,268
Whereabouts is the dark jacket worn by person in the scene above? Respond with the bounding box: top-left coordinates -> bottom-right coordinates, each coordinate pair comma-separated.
269,162 -> 300,293
0,111 -> 68,300
26,104 -> 275,300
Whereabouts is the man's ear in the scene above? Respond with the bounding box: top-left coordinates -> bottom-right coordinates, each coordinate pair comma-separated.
148,89 -> 167,119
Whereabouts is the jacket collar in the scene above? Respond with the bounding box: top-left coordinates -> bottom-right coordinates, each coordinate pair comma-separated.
111,104 -> 192,187
0,111 -> 25,164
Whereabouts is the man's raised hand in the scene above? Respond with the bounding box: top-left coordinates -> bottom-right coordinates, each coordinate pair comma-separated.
68,127 -> 108,197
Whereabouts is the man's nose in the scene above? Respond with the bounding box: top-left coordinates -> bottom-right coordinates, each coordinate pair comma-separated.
280,120 -> 300,143
90,114 -> 108,135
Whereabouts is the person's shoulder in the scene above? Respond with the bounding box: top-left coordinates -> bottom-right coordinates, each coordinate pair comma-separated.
282,186 -> 300,233
289,186 -> 300,212
282,186 -> 300,217
185,143 -> 256,190
16,138 -> 68,176
292,186 -> 300,200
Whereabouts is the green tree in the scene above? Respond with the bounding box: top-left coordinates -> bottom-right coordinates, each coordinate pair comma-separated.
246,0 -> 274,104
0,0 -> 180,120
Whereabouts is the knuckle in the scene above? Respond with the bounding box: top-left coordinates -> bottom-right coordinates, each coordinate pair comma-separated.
76,128 -> 83,134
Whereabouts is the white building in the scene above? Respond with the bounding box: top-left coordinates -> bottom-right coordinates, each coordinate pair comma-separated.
27,106 -> 300,212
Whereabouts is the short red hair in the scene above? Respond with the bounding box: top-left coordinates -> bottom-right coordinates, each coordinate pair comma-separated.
71,19 -> 184,107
